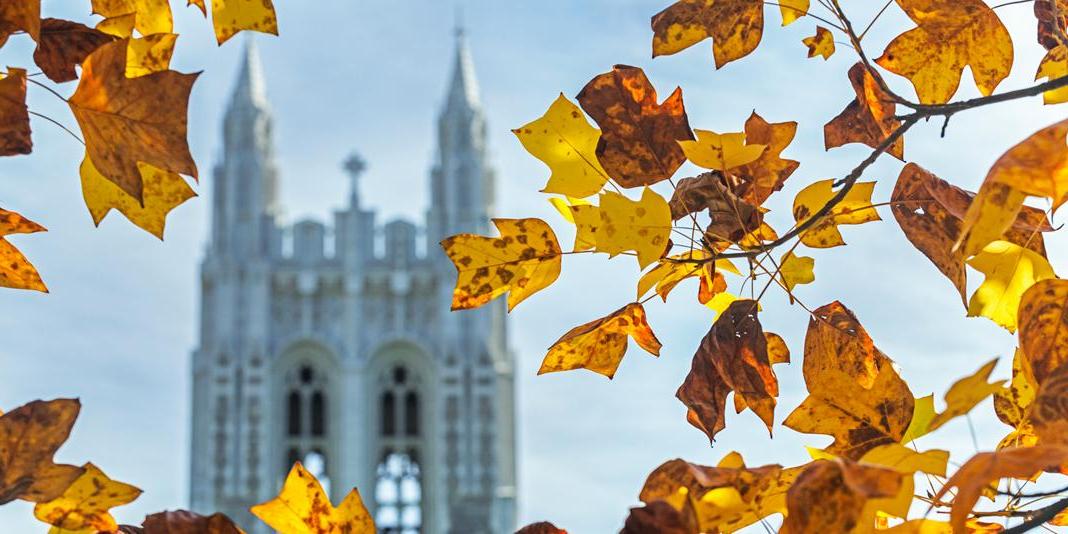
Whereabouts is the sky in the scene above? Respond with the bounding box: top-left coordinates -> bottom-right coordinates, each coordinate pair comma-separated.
1,1 -> 1067,532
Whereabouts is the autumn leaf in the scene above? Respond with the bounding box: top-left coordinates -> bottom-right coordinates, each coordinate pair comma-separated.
1036,0 -> 1068,50
551,198 -> 599,251
778,251 -> 814,297
69,38 -> 199,202
514,94 -> 608,198
441,218 -> 562,311
636,250 -> 739,303
250,461 -> 374,534
669,172 -> 761,237
857,444 -> 950,526
1018,279 -> 1068,386
125,33 -> 178,77
576,65 -> 694,187
516,522 -> 568,534
539,302 -> 661,379
1036,45 -> 1068,105
0,67 -> 32,156
1030,364 -> 1068,446
91,0 -> 173,36
0,399 -> 83,504
966,241 -> 1056,332
824,63 -> 904,160
650,0 -> 763,69
802,27 -> 834,60
780,0 -> 809,26
734,112 -> 799,206
901,395 -> 936,444
0,0 -> 40,45
994,349 -> 1038,437
679,130 -> 765,172
33,463 -> 141,533
706,291 -> 742,318
677,300 -> 782,443
780,458 -> 903,534
597,188 -> 672,268
875,0 -> 1013,105
783,301 -> 915,459
95,14 -> 136,38
891,164 -> 1050,306
933,445 -> 1068,532
118,510 -> 244,533
32,19 -> 117,83
81,156 -> 196,239
928,359 -> 1005,432
792,179 -> 880,248
204,0 -> 279,44
0,207 -> 48,292
621,501 -> 693,534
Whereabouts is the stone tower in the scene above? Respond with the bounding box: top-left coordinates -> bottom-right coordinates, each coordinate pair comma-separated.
189,32 -> 517,534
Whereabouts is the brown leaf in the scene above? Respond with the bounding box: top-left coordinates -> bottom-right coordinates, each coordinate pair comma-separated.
0,207 -> 48,292
621,501 -> 695,534
0,399 -> 83,504
783,302 -> 915,459
781,459 -> 904,534
118,510 -> 244,533
1031,363 -> 1068,446
891,163 -> 1051,305
650,0 -> 763,69
824,62 -> 904,160
33,18 -> 117,83
1018,279 -> 1068,386
576,65 -> 694,188
0,0 -> 40,45
0,68 -> 32,156
516,521 -> 569,534
677,300 -> 781,443
68,38 -> 199,202
1036,0 -> 1068,50
669,172 -> 763,244
734,112 -> 799,206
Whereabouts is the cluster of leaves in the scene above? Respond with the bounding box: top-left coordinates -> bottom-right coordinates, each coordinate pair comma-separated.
441,0 -> 1068,532
0,0 -> 279,293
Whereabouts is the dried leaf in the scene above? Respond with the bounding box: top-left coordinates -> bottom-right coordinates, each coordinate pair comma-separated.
0,68 -> 32,156
966,241 -> 1056,332
0,207 -> 48,292
0,0 -> 40,44
928,359 -> 1005,431
1018,279 -> 1068,385
516,522 -> 568,534
1030,364 -> 1068,446
994,349 -> 1038,432
781,459 -> 903,534
576,65 -> 694,187
539,302 -> 661,379
514,94 -> 608,198
803,26 -> 834,60
824,63 -> 904,160
32,19 -> 117,83
250,462 -> 374,534
621,501 -> 694,534
119,510 -> 244,533
670,172 -> 763,244
875,0 -> 1013,104
650,0 -> 763,68
440,218 -> 562,311
792,179 -> 880,249
33,463 -> 141,532
0,399 -> 83,504
1036,0 -> 1068,50
734,112 -> 799,206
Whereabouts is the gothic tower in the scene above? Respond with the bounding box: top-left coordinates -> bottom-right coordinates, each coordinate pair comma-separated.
190,32 -> 517,534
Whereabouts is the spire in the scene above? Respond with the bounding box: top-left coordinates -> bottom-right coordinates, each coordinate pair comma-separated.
343,152 -> 366,208
444,21 -> 480,114
230,37 -> 268,111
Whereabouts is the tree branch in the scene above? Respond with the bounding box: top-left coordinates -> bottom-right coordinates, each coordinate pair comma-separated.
900,74 -> 1068,119
1002,497 -> 1068,534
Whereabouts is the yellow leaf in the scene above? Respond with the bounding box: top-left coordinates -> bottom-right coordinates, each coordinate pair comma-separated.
874,0 -> 1013,104
780,0 -> 808,26
679,130 -> 766,172
33,463 -> 141,533
125,32 -> 176,77
636,250 -> 739,302
1036,44 -> 1068,105
209,0 -> 279,44
440,218 -> 562,311
251,462 -> 374,534
900,395 -> 935,444
514,94 -> 608,198
966,240 -> 1056,332
802,26 -> 834,60
994,349 -> 1037,431
781,459 -> 904,534
91,0 -> 172,35
651,0 -> 764,69
95,13 -> 135,38
547,196 -> 589,224
860,443 -> 948,477
778,251 -> 814,295
539,302 -> 661,379
705,291 -> 741,318
0,207 -> 48,292
1018,279 -> 1068,385
598,188 -> 672,269
792,179 -> 880,248
0,399 -> 83,504
80,156 -> 196,240
928,358 -> 1005,431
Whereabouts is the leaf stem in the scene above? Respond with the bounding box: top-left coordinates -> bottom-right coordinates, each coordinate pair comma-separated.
26,77 -> 69,103
28,111 -> 84,145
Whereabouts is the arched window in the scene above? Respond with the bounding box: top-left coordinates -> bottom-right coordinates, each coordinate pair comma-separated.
382,392 -> 396,436
404,392 -> 419,437
282,363 -> 330,489
311,392 -> 325,437
374,451 -> 421,534
376,364 -> 423,533
287,392 -> 302,436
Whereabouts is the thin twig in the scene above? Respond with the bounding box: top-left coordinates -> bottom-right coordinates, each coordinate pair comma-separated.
858,0 -> 894,41
26,77 -> 69,103
1002,497 -> 1068,534
28,111 -> 84,145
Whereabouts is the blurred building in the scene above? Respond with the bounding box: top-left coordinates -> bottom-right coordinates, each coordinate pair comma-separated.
188,30 -> 516,534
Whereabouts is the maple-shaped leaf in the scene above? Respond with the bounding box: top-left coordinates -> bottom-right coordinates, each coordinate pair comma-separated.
125,33 -> 178,78
440,218 -> 562,311
783,302 -> 915,459
549,197 -> 599,251
637,250 -> 739,303
792,179 -> 880,249
539,302 -> 661,379
597,188 -> 672,268
0,68 -> 32,156
91,0 -> 173,35
670,172 -> 763,244
778,251 -> 814,298
967,241 -> 1056,332
1036,45 -> 1068,105
515,522 -> 568,534
251,461 -> 374,534
780,458 -> 903,534
0,399 -> 83,504
81,155 -> 196,239
1018,279 -> 1068,386
117,510 -> 244,533
639,453 -> 800,533
875,0 -> 1013,105
824,63 -> 904,160
95,13 -> 136,38
514,94 -> 609,198
0,0 -> 40,45
679,130 -> 765,172
855,443 -> 950,525
621,501 -> 693,534
32,19 -> 117,84
994,349 -> 1038,438
677,300 -> 784,443
0,207 -> 48,292
576,65 -> 694,187
68,38 -> 199,202
779,0 -> 808,26
892,164 -> 1051,305
927,359 -> 1005,432
1036,0 -> 1068,50
934,445 -> 1068,532
734,112 -> 799,206
205,0 -> 279,45
802,27 -> 834,60
650,0 -> 764,69
33,463 -> 141,532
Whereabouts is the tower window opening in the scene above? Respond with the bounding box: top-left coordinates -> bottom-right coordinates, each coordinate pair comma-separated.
374,452 -> 422,534
382,392 -> 396,436
287,391 -> 301,436
311,391 -> 326,436
404,391 -> 419,437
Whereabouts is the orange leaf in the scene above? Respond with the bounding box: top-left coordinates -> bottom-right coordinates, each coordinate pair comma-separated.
0,399 -> 83,504
121,510 -> 244,533
650,0 -> 763,69
539,302 -> 661,379
576,65 -> 694,188
824,62 -> 903,160
0,67 -> 32,156
516,522 -> 569,534
0,207 -> 47,292
1018,279 -> 1068,386
1036,0 -> 1068,50
781,458 -> 904,534
734,112 -> 799,206
0,0 -> 40,44
33,463 -> 141,532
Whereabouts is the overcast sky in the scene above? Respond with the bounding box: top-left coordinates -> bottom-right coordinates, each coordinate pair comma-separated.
1,1 -> 1067,532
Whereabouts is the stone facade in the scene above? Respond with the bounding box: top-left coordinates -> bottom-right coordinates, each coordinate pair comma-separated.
189,33 -> 516,534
